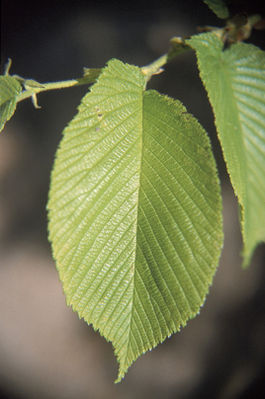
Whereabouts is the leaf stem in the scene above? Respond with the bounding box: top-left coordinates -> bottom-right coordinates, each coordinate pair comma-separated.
16,37 -> 191,104
141,36 -> 191,82
16,70 -> 101,104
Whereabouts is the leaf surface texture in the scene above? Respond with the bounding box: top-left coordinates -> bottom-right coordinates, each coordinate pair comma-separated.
48,59 -> 223,381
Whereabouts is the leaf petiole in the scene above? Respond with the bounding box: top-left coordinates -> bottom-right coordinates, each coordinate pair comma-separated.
16,69 -> 102,104
16,37 -> 191,104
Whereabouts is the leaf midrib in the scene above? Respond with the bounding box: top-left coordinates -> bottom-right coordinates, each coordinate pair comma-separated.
117,84 -> 145,375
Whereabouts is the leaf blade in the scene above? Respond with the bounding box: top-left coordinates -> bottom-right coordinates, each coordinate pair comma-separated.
188,33 -> 265,266
0,75 -> 22,132
48,59 -> 223,381
203,0 -> 229,19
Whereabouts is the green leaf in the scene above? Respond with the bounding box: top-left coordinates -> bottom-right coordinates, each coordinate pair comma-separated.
188,33 -> 265,266
48,59 -> 223,382
83,67 -> 102,81
0,75 -> 22,132
203,0 -> 229,19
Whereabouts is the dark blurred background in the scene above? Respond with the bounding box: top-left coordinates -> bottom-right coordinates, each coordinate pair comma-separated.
0,1 -> 264,398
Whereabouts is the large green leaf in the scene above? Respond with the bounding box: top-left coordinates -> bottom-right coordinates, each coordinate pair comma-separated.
48,59 -> 223,381
0,75 -> 22,133
188,33 -> 265,266
203,0 -> 229,19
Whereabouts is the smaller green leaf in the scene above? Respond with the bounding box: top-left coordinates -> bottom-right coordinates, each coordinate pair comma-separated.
0,75 -> 22,133
23,79 -> 45,90
203,0 -> 229,19
188,32 -> 265,266
82,67 -> 101,82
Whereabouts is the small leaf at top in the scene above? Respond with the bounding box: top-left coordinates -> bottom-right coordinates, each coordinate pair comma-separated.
0,75 -> 22,133
188,32 -> 265,266
23,79 -> 45,90
203,0 -> 229,19
48,59 -> 223,382
82,67 -> 101,82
